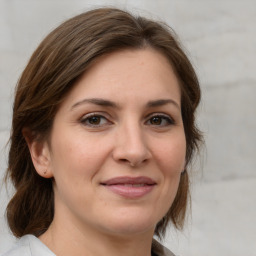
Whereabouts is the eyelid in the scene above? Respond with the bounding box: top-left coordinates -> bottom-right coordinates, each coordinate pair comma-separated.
80,111 -> 111,118
80,112 -> 113,127
145,112 -> 175,126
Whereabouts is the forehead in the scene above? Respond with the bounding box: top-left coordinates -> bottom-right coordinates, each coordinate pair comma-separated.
61,48 -> 181,109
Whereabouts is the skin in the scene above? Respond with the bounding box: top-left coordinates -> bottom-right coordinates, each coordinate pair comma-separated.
28,48 -> 186,256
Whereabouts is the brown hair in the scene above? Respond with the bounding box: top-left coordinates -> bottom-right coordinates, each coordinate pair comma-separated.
5,7 -> 202,239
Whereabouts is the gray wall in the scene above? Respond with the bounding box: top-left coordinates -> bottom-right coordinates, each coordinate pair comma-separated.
0,0 -> 255,255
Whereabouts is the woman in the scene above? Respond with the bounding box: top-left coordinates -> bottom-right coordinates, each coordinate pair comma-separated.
3,7 -> 202,256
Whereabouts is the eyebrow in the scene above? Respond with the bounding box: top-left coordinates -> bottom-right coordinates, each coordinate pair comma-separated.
70,98 -> 180,110
71,98 -> 119,110
146,99 -> 180,109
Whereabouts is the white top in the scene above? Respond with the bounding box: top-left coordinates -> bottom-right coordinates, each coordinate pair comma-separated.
1,235 -> 55,256
1,235 -> 175,256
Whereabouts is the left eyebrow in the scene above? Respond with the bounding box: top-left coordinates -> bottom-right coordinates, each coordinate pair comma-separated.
146,99 -> 180,110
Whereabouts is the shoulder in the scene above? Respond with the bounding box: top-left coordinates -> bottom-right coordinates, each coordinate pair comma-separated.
152,239 -> 176,256
1,235 -> 31,256
1,235 -> 55,256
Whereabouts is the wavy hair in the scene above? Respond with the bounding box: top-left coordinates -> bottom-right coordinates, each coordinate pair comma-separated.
5,7 -> 202,238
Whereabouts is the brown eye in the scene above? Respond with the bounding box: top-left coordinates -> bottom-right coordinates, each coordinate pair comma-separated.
150,117 -> 162,125
81,114 -> 110,127
146,114 -> 174,127
88,116 -> 101,125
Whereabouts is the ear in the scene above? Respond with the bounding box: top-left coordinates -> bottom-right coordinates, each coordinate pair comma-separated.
23,128 -> 53,178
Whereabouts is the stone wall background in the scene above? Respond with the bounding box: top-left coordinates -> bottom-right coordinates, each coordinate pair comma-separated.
0,0 -> 255,255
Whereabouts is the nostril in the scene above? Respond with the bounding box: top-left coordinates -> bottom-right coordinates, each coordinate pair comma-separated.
119,158 -> 147,167
119,159 -> 131,165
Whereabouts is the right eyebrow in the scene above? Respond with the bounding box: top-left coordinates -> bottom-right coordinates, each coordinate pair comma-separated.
146,99 -> 180,110
70,98 -> 119,111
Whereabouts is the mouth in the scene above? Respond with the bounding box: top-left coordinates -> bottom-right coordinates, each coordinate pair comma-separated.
101,176 -> 156,198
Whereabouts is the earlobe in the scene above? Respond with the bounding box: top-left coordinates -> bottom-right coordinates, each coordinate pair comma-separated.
22,128 -> 53,178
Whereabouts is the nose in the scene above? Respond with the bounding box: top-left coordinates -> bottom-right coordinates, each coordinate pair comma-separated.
112,121 -> 151,167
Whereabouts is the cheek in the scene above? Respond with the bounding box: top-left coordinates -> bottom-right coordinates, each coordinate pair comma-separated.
155,136 -> 186,175
157,144 -> 185,214
49,135 -> 102,204
153,134 -> 186,206
49,132 -> 110,182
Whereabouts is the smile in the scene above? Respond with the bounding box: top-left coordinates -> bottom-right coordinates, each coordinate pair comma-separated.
101,176 -> 156,199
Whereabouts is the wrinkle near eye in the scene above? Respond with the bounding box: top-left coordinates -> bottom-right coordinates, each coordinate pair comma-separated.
80,114 -> 111,127
145,113 -> 175,127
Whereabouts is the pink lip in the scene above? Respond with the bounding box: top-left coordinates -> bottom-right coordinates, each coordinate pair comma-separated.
101,176 -> 156,199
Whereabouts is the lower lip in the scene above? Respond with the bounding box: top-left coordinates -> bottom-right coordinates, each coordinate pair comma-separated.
103,184 -> 155,199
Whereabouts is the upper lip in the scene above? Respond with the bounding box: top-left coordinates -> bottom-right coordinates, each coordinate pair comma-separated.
101,176 -> 156,185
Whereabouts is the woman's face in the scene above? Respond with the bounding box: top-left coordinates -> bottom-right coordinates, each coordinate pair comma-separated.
45,48 -> 186,237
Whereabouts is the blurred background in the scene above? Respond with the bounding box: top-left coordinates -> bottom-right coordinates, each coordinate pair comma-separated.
0,0 -> 255,255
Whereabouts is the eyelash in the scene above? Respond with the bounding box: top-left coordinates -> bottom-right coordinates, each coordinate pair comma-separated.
80,113 -> 175,128
80,113 -> 111,127
145,113 -> 175,127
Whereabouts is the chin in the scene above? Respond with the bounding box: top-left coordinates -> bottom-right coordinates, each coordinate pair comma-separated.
99,209 -> 159,237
